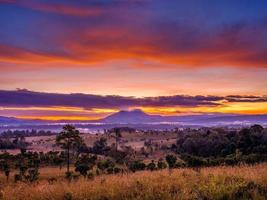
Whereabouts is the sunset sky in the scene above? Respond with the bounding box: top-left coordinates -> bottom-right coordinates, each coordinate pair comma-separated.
0,0 -> 267,120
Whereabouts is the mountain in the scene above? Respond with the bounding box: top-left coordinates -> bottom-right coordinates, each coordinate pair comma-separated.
100,110 -> 267,125
1,110 -> 267,127
0,116 -> 43,125
0,116 -> 25,124
101,109 -> 164,123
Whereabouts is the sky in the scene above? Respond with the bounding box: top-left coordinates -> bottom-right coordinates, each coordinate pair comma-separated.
0,0 -> 267,120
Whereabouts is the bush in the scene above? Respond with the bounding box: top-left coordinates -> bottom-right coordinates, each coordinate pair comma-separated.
113,167 -> 122,174
146,160 -> 156,171
165,154 -> 177,169
97,159 -> 115,172
157,158 -> 167,169
128,160 -> 146,172
75,164 -> 90,177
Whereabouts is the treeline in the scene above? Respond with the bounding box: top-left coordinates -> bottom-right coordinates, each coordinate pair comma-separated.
0,136 -> 28,149
0,130 -> 55,150
0,129 -> 55,138
174,124 -> 267,166
0,124 -> 266,183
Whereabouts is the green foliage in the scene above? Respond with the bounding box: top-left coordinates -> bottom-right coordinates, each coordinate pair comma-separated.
75,164 -> 89,177
0,160 -> 10,181
157,158 -> 167,169
0,136 -> 28,150
165,154 -> 177,169
75,154 -> 97,177
108,148 -> 130,164
92,137 -> 109,155
113,167 -> 122,174
56,125 -> 84,173
146,160 -> 156,171
128,160 -> 146,172
182,154 -> 207,167
97,159 -> 115,171
175,125 -> 267,167
56,125 -> 83,151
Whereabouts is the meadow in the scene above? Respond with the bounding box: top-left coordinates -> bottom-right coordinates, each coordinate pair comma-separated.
0,163 -> 267,200
0,125 -> 266,200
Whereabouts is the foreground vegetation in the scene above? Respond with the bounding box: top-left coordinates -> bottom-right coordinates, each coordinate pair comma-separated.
0,163 -> 266,200
0,125 -> 266,199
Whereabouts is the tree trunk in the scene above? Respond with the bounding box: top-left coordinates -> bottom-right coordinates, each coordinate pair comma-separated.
67,145 -> 70,173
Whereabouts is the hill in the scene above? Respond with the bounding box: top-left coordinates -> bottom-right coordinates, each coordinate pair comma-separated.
100,109 -> 267,125
1,110 -> 267,127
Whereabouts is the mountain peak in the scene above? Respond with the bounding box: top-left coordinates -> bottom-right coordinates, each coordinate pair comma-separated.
101,109 -> 153,123
124,109 -> 145,113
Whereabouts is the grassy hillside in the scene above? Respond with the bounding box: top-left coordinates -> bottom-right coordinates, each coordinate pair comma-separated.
1,163 -> 267,200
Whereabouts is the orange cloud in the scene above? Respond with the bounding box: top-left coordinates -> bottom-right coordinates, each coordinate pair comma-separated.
0,2 -> 267,69
1,26 -> 266,69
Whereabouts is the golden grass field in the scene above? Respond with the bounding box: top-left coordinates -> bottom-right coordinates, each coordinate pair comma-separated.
0,163 -> 266,200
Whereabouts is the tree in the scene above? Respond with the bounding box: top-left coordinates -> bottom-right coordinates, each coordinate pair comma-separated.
250,124 -> 264,133
157,158 -> 167,169
128,160 -> 146,172
56,125 -> 84,174
92,137 -> 109,155
114,128 -> 122,151
0,160 -> 10,181
166,154 -> 177,169
97,159 -> 115,173
75,154 -> 97,177
147,160 -> 156,171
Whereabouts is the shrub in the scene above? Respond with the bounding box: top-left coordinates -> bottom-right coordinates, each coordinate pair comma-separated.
128,160 -> 146,172
165,154 -> 177,169
157,158 -> 167,169
146,160 -> 156,171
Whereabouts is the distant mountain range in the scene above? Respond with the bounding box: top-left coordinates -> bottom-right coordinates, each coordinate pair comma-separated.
1,109 -> 267,127
100,109 -> 267,125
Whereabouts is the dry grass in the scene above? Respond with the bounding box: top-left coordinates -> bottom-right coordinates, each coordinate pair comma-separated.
0,163 -> 266,200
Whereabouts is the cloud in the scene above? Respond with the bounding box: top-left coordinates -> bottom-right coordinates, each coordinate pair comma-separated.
0,1 -> 267,68
0,89 -> 266,110
0,89 -> 219,109
226,95 -> 267,102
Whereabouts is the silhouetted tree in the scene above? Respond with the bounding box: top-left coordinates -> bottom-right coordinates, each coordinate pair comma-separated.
0,160 -> 10,181
166,154 -> 177,169
157,158 -> 167,169
56,125 -> 83,174
97,159 -> 115,173
75,154 -> 97,177
147,160 -> 156,171
128,160 -> 146,172
92,137 -> 109,155
114,128 -> 122,151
